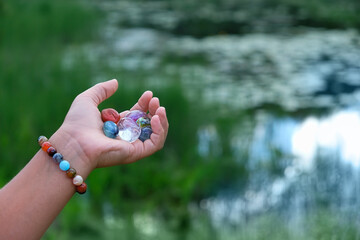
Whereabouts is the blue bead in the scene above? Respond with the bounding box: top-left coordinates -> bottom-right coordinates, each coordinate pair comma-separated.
52,153 -> 63,163
139,127 -> 152,142
59,160 -> 70,171
103,121 -> 119,139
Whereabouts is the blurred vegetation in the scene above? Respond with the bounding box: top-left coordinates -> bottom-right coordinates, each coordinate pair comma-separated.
1,0 -> 360,239
116,0 -> 360,37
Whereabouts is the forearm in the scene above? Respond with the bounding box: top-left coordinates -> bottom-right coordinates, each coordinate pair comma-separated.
0,130 -> 93,240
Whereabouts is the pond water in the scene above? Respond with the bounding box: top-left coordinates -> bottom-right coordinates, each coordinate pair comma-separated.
65,0 -> 360,237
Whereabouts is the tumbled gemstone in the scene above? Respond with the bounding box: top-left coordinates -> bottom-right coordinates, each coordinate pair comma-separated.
125,110 -> 147,122
38,136 -> 48,147
47,147 -> 57,157
117,117 -> 141,143
136,117 -> 151,128
66,168 -> 76,178
103,121 -> 119,139
59,160 -> 70,171
52,153 -> 63,163
41,142 -> 52,152
101,108 -> 120,123
73,175 -> 83,186
139,127 -> 152,142
76,183 -> 87,194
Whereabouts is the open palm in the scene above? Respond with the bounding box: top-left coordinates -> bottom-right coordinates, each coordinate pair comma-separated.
57,79 -> 168,171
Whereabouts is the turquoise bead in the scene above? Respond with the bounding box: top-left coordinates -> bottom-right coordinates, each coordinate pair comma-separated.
59,160 -> 70,171
103,121 -> 119,139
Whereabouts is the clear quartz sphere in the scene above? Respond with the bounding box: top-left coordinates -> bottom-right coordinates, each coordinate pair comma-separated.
117,117 -> 141,143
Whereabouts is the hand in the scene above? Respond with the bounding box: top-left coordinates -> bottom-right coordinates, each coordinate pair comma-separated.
50,79 -> 168,176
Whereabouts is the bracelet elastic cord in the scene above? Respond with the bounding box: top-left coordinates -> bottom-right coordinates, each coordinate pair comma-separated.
38,136 -> 87,194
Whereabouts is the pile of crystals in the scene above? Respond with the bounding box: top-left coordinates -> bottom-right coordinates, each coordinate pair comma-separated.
101,109 -> 152,143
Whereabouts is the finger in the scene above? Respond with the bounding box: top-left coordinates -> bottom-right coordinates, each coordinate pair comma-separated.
78,79 -> 118,106
155,107 -> 169,136
130,91 -> 153,112
147,115 -> 166,152
148,97 -> 160,117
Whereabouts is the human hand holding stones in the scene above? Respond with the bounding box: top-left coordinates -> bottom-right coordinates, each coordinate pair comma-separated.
52,79 -> 168,172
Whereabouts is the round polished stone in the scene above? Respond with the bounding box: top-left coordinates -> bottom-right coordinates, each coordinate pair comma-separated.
47,147 -> 57,157
52,153 -> 63,163
101,108 -> 120,123
125,110 -> 147,122
66,168 -> 77,178
73,175 -> 83,186
38,136 -> 48,147
76,183 -> 87,194
139,127 -> 152,142
59,160 -> 70,171
41,142 -> 52,152
103,121 -> 119,139
117,117 -> 141,143
136,117 -> 151,128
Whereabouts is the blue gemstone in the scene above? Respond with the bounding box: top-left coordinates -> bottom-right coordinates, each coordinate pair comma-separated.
59,160 -> 70,171
52,153 -> 63,163
139,127 -> 152,142
103,121 -> 119,139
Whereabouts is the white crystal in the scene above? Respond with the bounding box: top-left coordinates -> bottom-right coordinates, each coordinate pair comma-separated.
117,117 -> 141,143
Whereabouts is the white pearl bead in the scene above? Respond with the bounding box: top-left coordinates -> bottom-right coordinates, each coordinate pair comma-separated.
73,175 -> 83,186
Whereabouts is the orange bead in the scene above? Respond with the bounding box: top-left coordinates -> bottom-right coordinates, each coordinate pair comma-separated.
76,183 -> 87,194
41,142 -> 52,152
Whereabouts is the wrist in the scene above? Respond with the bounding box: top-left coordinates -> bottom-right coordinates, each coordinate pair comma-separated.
48,127 -> 95,180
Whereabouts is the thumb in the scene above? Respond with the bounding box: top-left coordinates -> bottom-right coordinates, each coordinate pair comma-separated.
79,79 -> 118,106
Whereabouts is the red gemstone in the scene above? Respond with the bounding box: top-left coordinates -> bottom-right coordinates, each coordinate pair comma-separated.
101,108 -> 120,123
76,183 -> 87,194
47,147 -> 57,156
41,142 -> 52,152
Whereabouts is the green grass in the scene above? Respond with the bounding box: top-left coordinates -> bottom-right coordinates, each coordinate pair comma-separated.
0,0 -> 98,179
44,208 -> 360,240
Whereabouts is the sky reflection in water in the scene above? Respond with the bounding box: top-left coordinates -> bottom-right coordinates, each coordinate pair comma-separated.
293,109 -> 360,169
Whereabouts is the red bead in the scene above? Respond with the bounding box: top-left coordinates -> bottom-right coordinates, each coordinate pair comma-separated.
76,182 -> 87,194
41,142 -> 52,152
47,147 -> 57,156
101,108 -> 120,123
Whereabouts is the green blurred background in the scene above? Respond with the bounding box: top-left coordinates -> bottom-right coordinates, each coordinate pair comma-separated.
1,0 -> 360,239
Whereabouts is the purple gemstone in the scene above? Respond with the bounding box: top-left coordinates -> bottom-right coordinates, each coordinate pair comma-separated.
125,110 -> 148,122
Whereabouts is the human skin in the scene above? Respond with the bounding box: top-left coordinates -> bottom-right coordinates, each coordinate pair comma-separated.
0,79 -> 169,240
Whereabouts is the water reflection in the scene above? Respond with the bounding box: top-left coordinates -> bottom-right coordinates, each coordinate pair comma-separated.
293,109 -> 360,169
204,108 -> 360,233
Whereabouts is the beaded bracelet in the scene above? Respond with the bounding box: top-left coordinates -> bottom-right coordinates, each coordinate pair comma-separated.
38,136 -> 87,194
